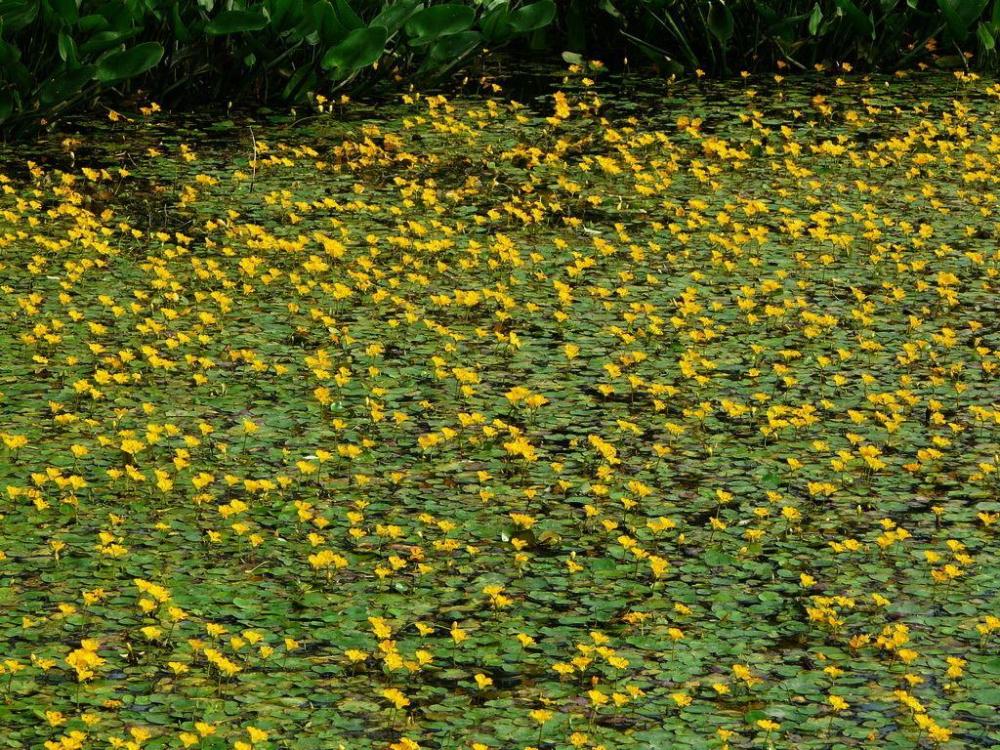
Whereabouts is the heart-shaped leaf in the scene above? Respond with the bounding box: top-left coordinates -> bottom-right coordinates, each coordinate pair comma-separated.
509,0 -> 555,33
370,0 -> 421,35
834,0 -> 874,39
39,64 -> 96,104
311,1 -> 351,45
707,0 -> 735,43
808,3 -> 822,35
405,4 -> 475,44
95,42 -> 164,82
936,0 -> 989,43
480,5 -> 513,43
205,9 -> 270,35
48,0 -> 78,25
321,25 -> 387,77
977,20 -> 995,49
330,0 -> 363,31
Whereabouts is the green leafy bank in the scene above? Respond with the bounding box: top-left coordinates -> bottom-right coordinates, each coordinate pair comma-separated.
0,0 -> 555,133
2,0 -> 1000,134
574,0 -> 1000,74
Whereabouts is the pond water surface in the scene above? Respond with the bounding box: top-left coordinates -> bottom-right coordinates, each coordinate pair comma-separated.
0,70 -> 998,749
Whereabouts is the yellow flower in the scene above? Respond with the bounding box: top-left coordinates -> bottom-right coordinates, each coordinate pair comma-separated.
588,688 -> 609,706
247,726 -> 269,742
381,687 -> 410,709
529,709 -> 552,725
828,695 -> 849,712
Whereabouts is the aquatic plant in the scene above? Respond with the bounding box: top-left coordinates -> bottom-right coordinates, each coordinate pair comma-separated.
0,68 -> 998,748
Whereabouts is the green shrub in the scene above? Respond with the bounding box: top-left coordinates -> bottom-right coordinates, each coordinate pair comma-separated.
563,0 -> 1000,75
1,0 -> 999,135
0,0 -> 555,134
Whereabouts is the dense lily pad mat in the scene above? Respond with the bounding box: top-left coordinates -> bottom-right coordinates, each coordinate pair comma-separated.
1,70 -> 999,750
